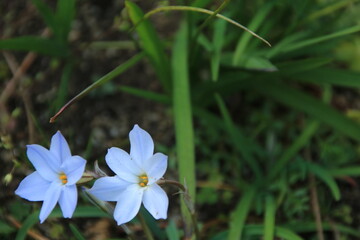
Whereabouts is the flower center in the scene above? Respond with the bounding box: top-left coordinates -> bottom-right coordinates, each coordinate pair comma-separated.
59,172 -> 68,185
138,174 -> 148,187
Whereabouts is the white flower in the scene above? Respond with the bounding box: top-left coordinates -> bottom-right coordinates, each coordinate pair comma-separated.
15,131 -> 86,223
89,124 -> 168,225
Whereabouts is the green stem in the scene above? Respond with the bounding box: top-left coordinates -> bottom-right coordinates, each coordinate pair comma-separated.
138,211 -> 155,240
131,6 -> 271,47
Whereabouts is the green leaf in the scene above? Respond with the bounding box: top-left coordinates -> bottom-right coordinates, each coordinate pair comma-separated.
269,121 -> 319,179
228,186 -> 256,240
0,220 -> 15,234
211,19 -> 227,81
286,222 -> 360,237
126,1 -> 171,92
16,206 -> 109,240
244,225 -> 304,240
165,220 -> 180,240
172,21 -> 196,233
215,94 -> 261,179
0,37 -> 68,57
31,0 -> 57,32
232,2 -> 273,65
279,25 -> 360,53
119,85 -> 171,105
50,53 -> 144,122
290,68 -> 360,88
55,0 -> 76,42
264,195 -> 276,240
329,166 -> 360,177
306,162 -> 341,200
69,224 -> 86,240
246,80 -> 360,142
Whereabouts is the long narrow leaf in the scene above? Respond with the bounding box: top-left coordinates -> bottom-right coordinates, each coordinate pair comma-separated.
126,1 -> 171,92
55,0 -> 76,42
31,0 -> 57,32
215,93 -> 261,179
50,52 -> 145,122
172,22 -> 196,234
119,85 -> 171,105
244,225 -> 304,240
269,121 -> 319,179
228,186 -> 256,240
246,80 -> 360,142
0,37 -> 68,57
329,167 -> 360,177
264,195 -> 276,240
305,162 -> 341,200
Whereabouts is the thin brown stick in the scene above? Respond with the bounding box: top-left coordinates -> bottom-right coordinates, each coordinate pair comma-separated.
307,149 -> 324,240
6,215 -> 49,240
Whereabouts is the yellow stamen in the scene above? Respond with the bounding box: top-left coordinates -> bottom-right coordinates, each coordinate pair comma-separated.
59,173 -> 68,185
138,174 -> 148,187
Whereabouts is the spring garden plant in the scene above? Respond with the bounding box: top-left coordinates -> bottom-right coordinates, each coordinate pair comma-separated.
3,0 -> 360,239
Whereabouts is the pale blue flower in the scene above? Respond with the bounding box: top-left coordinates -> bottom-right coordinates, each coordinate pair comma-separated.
89,124 -> 169,225
15,131 -> 86,223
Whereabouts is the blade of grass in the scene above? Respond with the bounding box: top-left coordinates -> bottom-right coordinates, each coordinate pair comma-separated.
243,225 -> 304,240
55,0 -> 76,42
126,1 -> 171,92
16,206 -> 109,240
304,162 -> 341,201
232,2 -> 273,65
264,195 -> 276,240
215,93 -> 261,179
50,52 -> 145,122
306,162 -> 341,200
228,186 -> 256,240
285,222 -> 360,237
165,220 -> 180,240
269,120 -> 319,180
279,25 -> 360,53
172,22 -> 196,237
31,0 -> 57,32
53,61 -> 73,113
140,6 -> 271,47
0,37 -> 68,57
69,223 -> 86,240
247,80 -> 360,142
329,167 -> 360,177
211,19 -> 227,81
118,85 -> 171,105
289,68 -> 360,88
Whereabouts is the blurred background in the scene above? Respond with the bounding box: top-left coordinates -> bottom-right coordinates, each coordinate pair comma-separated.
1,0 -> 360,239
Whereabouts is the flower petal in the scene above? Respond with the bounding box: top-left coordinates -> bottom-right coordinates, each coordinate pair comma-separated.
39,181 -> 62,223
50,131 -> 72,163
143,183 -> 168,220
88,176 -> 129,201
59,185 -> 77,218
129,125 -> 154,166
27,145 -> 59,181
15,172 -> 51,201
61,156 -> 86,185
113,184 -> 143,225
144,153 -> 167,185
106,147 -> 142,183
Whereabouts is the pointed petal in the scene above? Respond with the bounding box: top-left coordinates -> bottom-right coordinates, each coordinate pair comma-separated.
50,131 -> 71,163
129,125 -> 154,166
144,153 -> 168,185
113,184 -> 143,225
15,172 -> 51,201
27,145 -> 59,181
88,176 -> 129,201
59,185 -> 77,218
106,147 -> 142,183
143,184 -> 168,220
61,156 -> 86,185
39,181 -> 61,223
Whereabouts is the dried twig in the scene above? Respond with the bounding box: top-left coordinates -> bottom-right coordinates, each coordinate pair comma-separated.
6,215 -> 49,240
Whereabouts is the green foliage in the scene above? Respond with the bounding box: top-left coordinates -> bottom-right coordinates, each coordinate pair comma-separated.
6,0 -> 360,239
